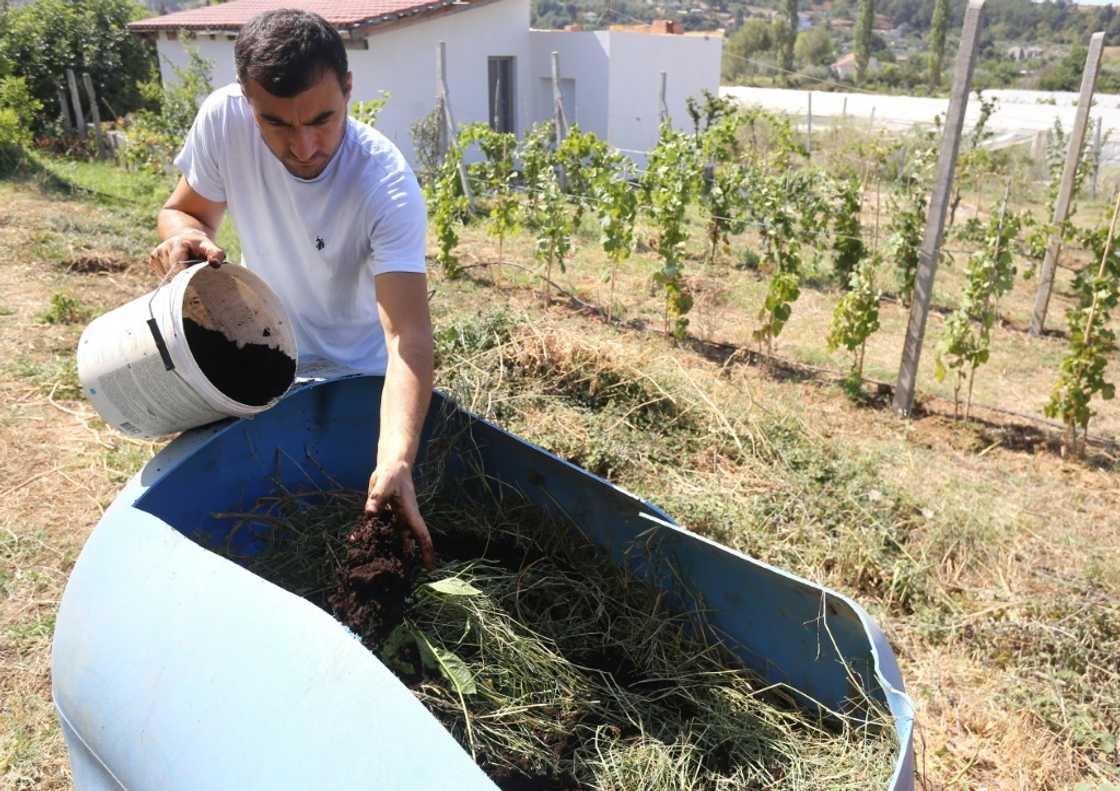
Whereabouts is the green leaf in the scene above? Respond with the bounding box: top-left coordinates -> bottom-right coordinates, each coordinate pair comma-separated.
425,577 -> 483,597
380,623 -> 419,676
415,631 -> 477,695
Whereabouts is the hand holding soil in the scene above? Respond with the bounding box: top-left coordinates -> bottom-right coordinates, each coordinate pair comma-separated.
366,463 -> 434,569
148,230 -> 226,278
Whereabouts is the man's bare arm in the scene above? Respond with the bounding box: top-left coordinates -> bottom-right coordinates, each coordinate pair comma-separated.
366,271 -> 435,567
150,177 -> 228,276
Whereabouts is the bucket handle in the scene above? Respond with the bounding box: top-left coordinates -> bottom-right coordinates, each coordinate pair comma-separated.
146,261 -> 202,372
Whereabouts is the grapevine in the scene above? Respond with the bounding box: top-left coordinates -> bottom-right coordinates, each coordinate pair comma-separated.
831,174 -> 866,288
1044,195 -> 1120,454
349,91 -> 391,127
886,146 -> 934,306
698,111 -> 748,265
934,194 -> 1021,419
591,150 -> 638,322
424,140 -> 469,278
639,123 -> 701,340
554,125 -> 610,229
529,165 -> 573,305
827,254 -> 881,388
460,123 -> 521,272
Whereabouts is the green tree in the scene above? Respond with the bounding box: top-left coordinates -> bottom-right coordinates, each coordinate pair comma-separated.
120,49 -> 212,174
0,76 -> 40,174
795,27 -> 834,67
723,18 -> 774,82
777,0 -> 799,78
854,0 -> 875,83
0,0 -> 155,127
928,0 -> 949,90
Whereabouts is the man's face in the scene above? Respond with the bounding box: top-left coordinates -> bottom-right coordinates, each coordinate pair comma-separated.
243,69 -> 352,180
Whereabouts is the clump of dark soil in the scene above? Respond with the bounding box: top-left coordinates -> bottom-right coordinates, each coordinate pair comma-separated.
60,254 -> 129,273
183,317 -> 295,405
327,503 -> 420,643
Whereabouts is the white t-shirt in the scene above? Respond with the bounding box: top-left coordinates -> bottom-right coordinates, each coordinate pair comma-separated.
174,83 -> 427,374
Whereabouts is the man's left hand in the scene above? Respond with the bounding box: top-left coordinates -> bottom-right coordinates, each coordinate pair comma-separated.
366,460 -> 434,569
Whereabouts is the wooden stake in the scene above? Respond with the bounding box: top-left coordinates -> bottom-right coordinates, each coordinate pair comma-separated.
1081,190 -> 1120,347
893,0 -> 986,417
436,42 -> 473,208
82,72 -> 103,155
57,88 -> 73,132
552,51 -> 567,142
66,68 -> 85,134
1029,31 -> 1105,337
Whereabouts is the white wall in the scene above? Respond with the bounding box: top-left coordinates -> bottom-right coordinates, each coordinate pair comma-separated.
605,31 -> 723,158
527,30 -> 610,138
154,0 -> 532,161
156,33 -> 236,89
354,0 -> 531,159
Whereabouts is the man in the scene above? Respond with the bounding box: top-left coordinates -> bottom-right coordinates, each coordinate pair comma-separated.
148,9 -> 434,566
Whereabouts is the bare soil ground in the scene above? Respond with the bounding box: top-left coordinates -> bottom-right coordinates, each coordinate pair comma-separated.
1,155 -> 1118,790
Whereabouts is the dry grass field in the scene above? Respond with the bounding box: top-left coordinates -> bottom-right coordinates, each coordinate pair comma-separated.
1,150 -> 1118,790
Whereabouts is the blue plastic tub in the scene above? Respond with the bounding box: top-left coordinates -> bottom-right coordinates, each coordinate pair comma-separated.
52,374 -> 914,789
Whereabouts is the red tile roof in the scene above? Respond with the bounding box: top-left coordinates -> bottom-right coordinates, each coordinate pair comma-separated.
129,0 -> 461,33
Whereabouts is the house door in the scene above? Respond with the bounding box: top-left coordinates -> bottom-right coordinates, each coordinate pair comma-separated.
488,56 -> 515,134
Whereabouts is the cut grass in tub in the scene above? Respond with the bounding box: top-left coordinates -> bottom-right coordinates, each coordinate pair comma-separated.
215,483 -> 897,790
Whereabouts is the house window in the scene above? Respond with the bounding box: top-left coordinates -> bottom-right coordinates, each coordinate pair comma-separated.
488,56 -> 515,134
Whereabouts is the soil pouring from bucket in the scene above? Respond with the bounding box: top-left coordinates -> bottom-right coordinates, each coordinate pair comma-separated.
183,318 -> 295,407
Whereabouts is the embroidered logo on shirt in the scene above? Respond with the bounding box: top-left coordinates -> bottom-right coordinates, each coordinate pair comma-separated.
315,237 -> 325,251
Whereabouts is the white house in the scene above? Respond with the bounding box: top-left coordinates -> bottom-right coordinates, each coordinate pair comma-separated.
129,0 -> 723,163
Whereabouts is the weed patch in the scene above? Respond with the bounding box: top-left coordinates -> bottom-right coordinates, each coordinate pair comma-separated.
39,293 -> 91,325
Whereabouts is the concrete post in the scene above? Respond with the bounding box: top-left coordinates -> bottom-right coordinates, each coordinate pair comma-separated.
1029,31 -> 1105,337
893,0 -> 986,417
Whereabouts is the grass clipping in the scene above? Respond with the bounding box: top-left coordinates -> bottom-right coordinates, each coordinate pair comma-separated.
220,484 -> 897,790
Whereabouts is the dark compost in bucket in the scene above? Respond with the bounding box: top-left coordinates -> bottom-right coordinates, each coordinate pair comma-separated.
184,318 -> 295,406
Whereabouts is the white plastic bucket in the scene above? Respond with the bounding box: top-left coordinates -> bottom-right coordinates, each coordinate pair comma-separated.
77,263 -> 297,438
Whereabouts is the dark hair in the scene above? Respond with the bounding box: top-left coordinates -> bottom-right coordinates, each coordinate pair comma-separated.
235,9 -> 348,98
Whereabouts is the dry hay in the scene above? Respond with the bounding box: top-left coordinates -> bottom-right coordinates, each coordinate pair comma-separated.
215,482 -> 899,791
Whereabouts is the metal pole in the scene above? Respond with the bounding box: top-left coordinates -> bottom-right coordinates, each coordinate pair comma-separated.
659,71 -> 669,125
1029,31 -> 1105,337
806,91 -> 812,158
1091,116 -> 1103,199
893,0 -> 986,417
82,72 -> 103,155
66,68 -> 85,134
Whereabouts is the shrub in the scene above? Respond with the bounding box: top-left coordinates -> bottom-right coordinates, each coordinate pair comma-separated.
119,50 -> 212,174
0,0 -> 155,128
0,76 -> 39,175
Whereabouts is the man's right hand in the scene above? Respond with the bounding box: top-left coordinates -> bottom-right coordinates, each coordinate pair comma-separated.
148,230 -> 226,278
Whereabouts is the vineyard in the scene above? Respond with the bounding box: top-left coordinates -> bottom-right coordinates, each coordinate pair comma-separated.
0,97 -> 1118,788
425,91 -> 1120,451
